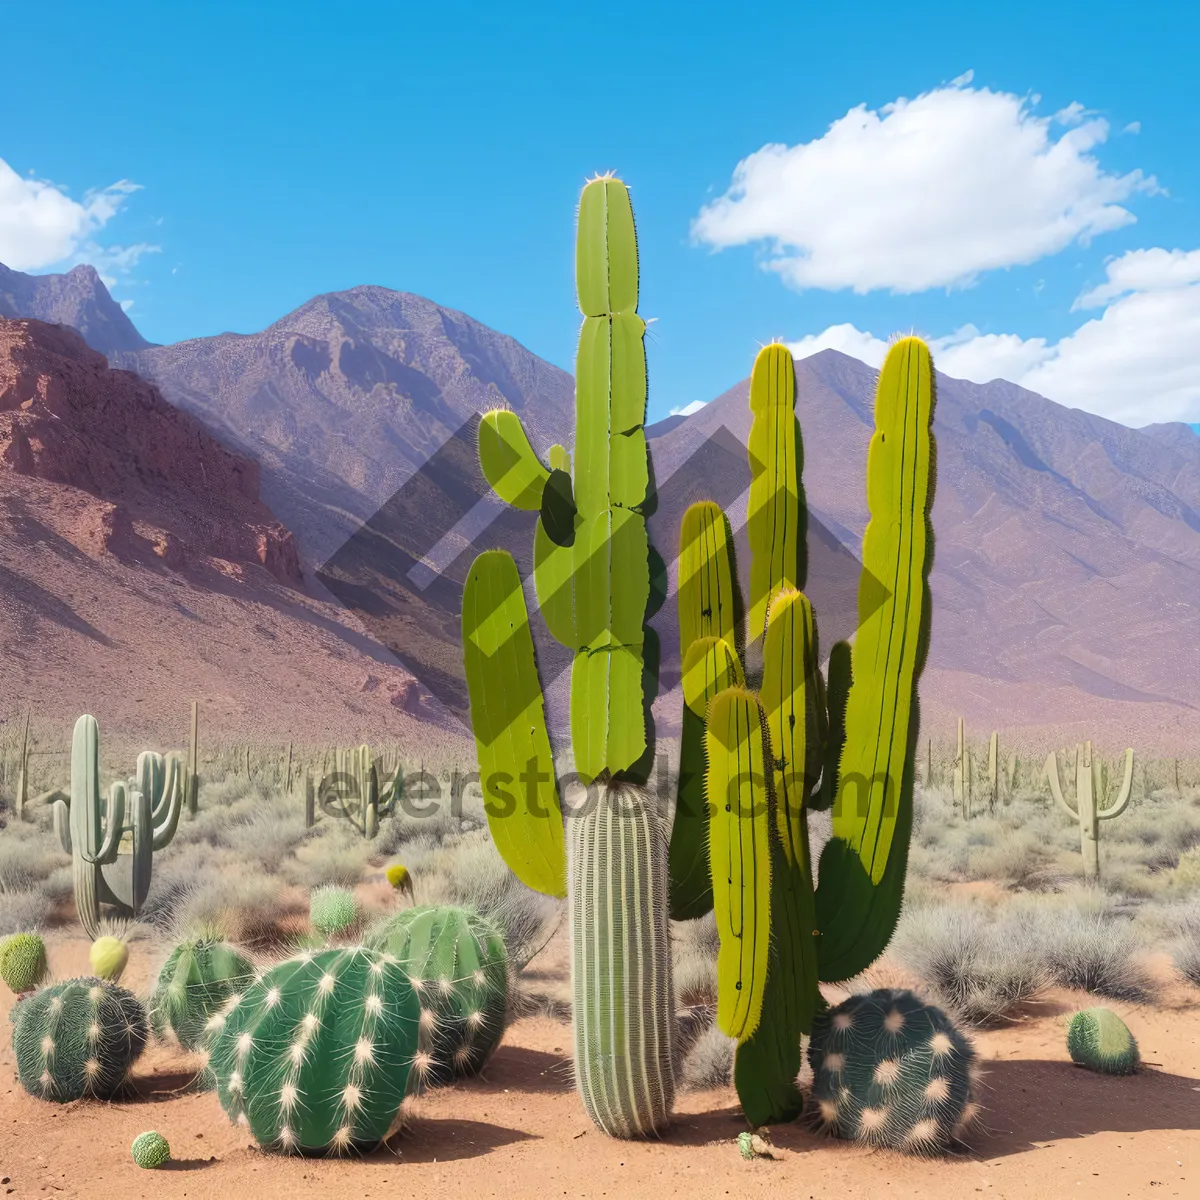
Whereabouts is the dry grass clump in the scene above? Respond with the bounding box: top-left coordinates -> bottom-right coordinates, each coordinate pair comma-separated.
679,1021 -> 734,1091
673,912 -> 720,1007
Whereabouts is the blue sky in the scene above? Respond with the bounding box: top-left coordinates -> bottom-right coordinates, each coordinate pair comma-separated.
2,0 -> 1197,427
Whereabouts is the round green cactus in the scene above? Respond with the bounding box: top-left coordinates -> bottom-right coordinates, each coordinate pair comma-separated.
89,935 -> 129,982
808,988 -> 979,1155
309,885 -> 359,938
131,1131 -> 171,1168
148,936 -> 256,1051
365,904 -> 508,1087
13,976 -> 148,1102
1067,1007 -> 1139,1075
0,932 -> 47,993
207,947 -> 421,1154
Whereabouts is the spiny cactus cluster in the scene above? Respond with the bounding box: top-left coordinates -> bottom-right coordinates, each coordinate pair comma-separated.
310,885 -> 359,939
366,904 -> 508,1088
13,976 -> 148,1102
149,936 -> 257,1051
0,932 -> 47,993
1067,1007 -> 1140,1075
808,989 -> 979,1155
208,946 -> 421,1154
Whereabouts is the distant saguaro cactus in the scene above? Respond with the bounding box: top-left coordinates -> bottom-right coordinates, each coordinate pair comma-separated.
1045,742 -> 1133,880
952,717 -> 965,809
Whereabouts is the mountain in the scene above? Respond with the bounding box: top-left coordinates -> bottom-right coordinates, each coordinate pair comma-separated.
649,352 -> 1200,753
0,262 -> 151,355
0,317 -> 443,751
113,288 -> 575,566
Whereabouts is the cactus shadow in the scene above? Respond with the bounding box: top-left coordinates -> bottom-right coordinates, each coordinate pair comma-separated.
127,1068 -> 210,1103
462,1044 -> 576,1095
386,1118 -> 535,1162
964,1058 -> 1200,1157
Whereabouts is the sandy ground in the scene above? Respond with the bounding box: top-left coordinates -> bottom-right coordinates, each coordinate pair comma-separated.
2,936 -> 1198,1200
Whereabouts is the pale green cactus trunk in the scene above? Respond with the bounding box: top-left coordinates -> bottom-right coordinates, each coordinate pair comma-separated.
568,784 -> 674,1137
987,731 -> 999,812
953,717 -> 965,808
1045,741 -> 1134,879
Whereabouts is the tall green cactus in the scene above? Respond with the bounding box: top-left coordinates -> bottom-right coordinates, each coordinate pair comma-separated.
52,716 -> 182,938
1045,741 -> 1134,879
462,175 -> 670,1138
678,336 -> 937,1126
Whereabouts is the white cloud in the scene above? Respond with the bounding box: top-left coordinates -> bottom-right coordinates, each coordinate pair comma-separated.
670,399 -> 707,417
1123,121 -> 1141,135
691,79 -> 1158,294
786,247 -> 1200,426
0,156 -> 145,272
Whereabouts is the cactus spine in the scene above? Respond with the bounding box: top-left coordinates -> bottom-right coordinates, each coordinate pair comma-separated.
13,977 -> 148,1101
1045,742 -> 1133,880
53,716 -> 182,938
678,336 -> 937,1126
462,175 -> 671,1138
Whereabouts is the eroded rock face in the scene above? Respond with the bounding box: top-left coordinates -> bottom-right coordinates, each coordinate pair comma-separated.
0,318 -> 302,586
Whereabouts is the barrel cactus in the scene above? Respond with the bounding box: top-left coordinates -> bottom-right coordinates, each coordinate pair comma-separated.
207,947 -> 421,1154
13,976 -> 148,1102
148,935 -> 256,1051
0,931 -> 47,993
130,1131 -> 171,1168
365,904 -> 508,1086
808,989 -> 978,1154
1067,1007 -> 1139,1075
309,885 -> 359,939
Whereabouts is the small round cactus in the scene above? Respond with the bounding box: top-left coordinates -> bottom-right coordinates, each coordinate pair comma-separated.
0,932 -> 47,993
365,904 -> 508,1088
131,1131 -> 171,1168
148,936 -> 256,1052
13,976 -> 148,1102
1067,1007 -> 1139,1075
90,936 -> 129,982
808,988 -> 979,1155
208,946 -> 421,1154
309,885 -> 359,938
385,862 -> 414,899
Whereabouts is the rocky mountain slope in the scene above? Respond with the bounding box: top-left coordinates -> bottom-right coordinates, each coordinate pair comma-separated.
0,263 -> 151,355
3,260 -> 1197,752
0,317 -> 443,751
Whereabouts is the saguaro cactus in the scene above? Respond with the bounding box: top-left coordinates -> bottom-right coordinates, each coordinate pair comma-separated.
987,732 -> 999,812
52,716 -> 183,938
1045,741 -> 1134,880
952,717 -> 965,809
674,336 -> 937,1126
462,175 -> 671,1138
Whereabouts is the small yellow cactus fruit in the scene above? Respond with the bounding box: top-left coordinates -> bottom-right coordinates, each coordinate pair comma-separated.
386,862 -> 414,900
90,936 -> 130,982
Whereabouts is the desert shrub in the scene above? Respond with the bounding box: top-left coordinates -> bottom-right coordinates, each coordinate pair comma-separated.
680,1021 -> 734,1091
889,901 -> 1047,1024
1175,936 -> 1200,987
1036,903 -> 1157,1002
673,912 -> 719,1007
0,888 -> 51,936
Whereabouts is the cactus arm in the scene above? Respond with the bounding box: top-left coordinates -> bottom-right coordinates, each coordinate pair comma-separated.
51,794 -> 73,854
669,636 -> 744,920
151,753 -> 184,850
811,640 -> 851,812
136,752 -> 166,822
815,338 -> 936,981
79,782 -> 126,865
678,501 -> 738,655
549,444 -> 571,473
705,688 -> 772,1041
1045,750 -> 1079,820
746,345 -> 804,646
478,410 -> 552,510
462,549 -> 566,897
1098,749 -> 1135,819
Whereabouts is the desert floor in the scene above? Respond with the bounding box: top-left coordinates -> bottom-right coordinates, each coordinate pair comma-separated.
1,936 -> 1197,1200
